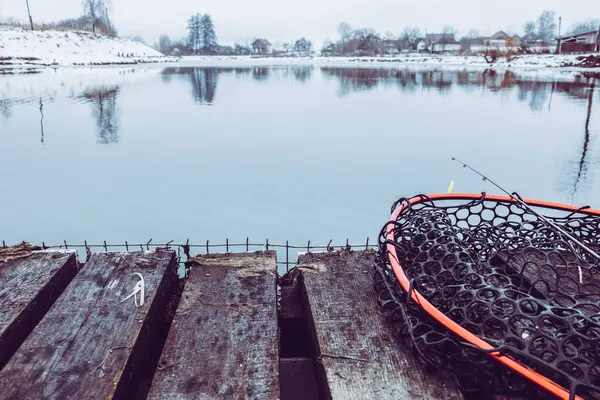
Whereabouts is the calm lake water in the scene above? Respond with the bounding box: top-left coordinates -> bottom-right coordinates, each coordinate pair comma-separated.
1,63 -> 599,259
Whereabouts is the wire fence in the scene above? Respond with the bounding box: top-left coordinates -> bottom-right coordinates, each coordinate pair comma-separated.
1,238 -> 378,272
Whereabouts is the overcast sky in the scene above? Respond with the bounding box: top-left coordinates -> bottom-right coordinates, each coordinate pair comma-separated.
0,0 -> 597,46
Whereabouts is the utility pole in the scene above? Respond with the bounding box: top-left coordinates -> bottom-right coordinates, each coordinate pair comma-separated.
596,20 -> 600,53
558,16 -> 562,55
25,0 -> 34,30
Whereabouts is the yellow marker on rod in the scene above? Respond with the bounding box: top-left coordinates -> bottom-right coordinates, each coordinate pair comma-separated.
447,180 -> 455,194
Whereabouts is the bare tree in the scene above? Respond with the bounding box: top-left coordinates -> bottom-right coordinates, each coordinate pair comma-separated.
569,19 -> 600,35
337,22 -> 353,54
536,10 -> 556,42
200,14 -> 217,54
187,14 -> 202,54
383,31 -> 396,41
157,35 -> 171,54
466,29 -> 480,39
440,25 -> 457,51
524,21 -> 536,35
25,0 -> 34,30
442,25 -> 457,37
402,27 -> 421,49
293,37 -> 313,56
82,0 -> 112,34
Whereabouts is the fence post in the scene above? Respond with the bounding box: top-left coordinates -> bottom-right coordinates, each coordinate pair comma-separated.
206,240 -> 209,255
125,241 -> 129,251
266,239 -> 269,251
286,240 -> 289,272
2,241 -> 5,248
307,240 -> 310,253
104,241 -> 108,251
366,237 -> 369,250
64,240 -> 68,249
146,239 -> 152,251
246,237 -> 249,251
226,238 -> 229,253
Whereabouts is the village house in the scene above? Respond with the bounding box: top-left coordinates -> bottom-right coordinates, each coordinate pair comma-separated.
251,39 -> 273,55
485,31 -> 522,48
423,33 -> 460,53
556,30 -> 600,53
522,33 -> 544,46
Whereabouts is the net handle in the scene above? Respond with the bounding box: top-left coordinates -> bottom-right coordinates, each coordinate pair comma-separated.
385,192 -> 599,400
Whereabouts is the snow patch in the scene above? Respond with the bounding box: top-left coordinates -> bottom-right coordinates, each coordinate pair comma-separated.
0,27 -> 175,66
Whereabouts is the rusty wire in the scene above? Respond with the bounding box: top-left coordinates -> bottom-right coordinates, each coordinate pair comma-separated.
1,238 -> 376,271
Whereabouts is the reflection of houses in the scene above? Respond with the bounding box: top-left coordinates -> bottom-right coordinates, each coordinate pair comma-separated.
252,67 -> 270,81
557,31 -> 600,53
252,39 -> 272,55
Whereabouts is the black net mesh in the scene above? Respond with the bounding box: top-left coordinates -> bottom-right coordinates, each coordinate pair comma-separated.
375,194 -> 600,399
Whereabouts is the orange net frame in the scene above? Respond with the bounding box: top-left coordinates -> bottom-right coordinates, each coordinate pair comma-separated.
375,193 -> 600,400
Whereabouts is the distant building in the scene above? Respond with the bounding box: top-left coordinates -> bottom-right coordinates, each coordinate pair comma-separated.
252,39 -> 272,55
415,38 -> 427,51
320,43 -> 337,56
556,30 -> 600,53
383,40 -> 402,55
481,31 -> 521,50
522,33 -> 544,46
487,30 -> 509,47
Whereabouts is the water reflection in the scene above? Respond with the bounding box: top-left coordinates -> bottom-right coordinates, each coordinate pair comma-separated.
161,67 -> 235,105
562,78 -> 597,202
321,68 -> 599,112
39,98 -> 44,144
252,67 -> 270,82
77,87 -> 121,144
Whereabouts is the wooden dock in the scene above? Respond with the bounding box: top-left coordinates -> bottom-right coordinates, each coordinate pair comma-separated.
0,245 -> 467,400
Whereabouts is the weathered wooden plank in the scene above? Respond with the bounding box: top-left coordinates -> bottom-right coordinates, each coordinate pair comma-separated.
297,250 -> 464,400
0,250 -> 78,369
0,251 -> 179,400
148,251 -> 279,400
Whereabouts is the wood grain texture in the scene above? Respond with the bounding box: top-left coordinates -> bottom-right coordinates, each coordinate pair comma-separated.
297,250 -> 464,400
0,251 -> 78,370
0,251 -> 179,400
148,251 -> 279,400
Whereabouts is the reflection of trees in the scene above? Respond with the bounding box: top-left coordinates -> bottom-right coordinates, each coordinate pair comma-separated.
516,82 -> 548,112
0,99 -> 10,119
252,67 -> 270,82
293,66 -> 313,83
79,87 -> 121,144
321,68 -> 388,96
161,67 -> 234,105
320,67 -> 599,113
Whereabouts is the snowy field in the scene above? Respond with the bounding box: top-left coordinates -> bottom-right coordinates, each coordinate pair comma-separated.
0,27 -> 173,66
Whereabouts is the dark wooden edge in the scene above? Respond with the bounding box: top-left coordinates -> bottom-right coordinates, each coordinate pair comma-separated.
296,271 -> 333,400
0,252 -> 78,370
113,251 -> 184,400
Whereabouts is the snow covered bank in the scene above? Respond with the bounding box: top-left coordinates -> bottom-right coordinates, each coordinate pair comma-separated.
179,54 -> 600,73
0,27 -> 175,67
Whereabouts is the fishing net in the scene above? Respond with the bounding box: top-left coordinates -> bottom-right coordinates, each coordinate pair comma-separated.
374,194 -> 600,399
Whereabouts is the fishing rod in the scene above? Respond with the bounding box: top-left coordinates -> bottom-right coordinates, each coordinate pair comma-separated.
452,157 -> 600,264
